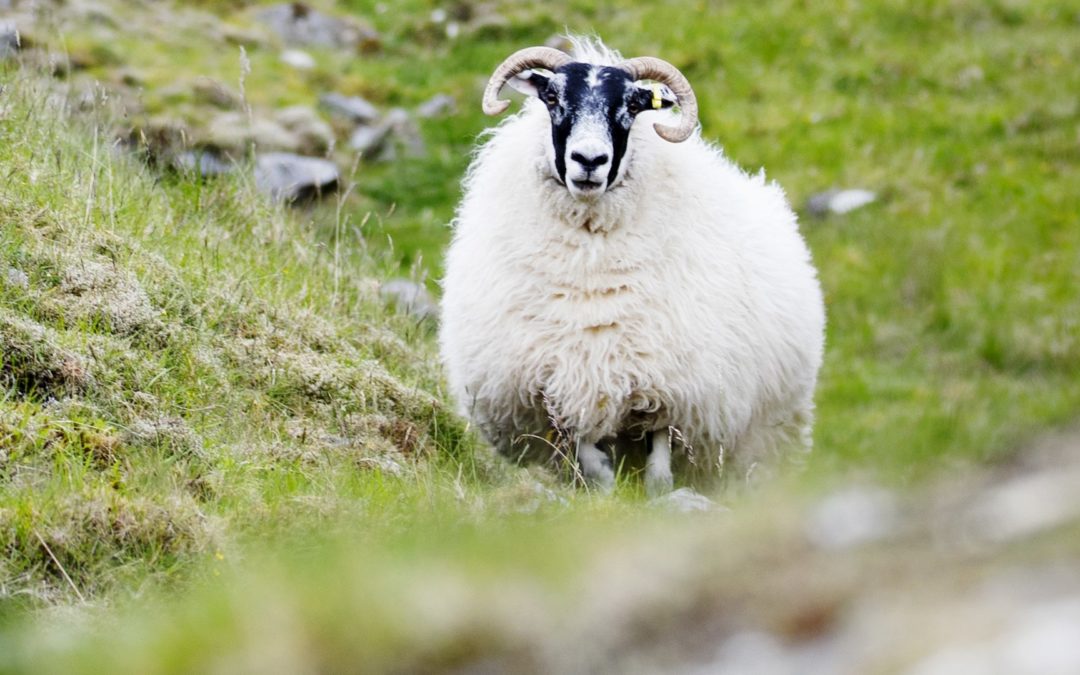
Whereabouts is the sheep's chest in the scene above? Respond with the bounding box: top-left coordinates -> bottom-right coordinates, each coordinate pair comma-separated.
507,240 -> 679,439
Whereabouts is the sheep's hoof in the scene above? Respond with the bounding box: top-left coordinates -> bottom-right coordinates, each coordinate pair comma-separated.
587,468 -> 615,494
645,465 -> 674,498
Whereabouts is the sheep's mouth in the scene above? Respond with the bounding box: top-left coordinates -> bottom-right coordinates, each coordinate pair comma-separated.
571,179 -> 603,192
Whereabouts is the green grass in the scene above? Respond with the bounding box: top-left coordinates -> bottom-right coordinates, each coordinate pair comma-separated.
1,0 -> 1079,670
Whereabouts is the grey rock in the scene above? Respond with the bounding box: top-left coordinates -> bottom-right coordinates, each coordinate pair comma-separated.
379,278 -> 437,320
254,152 -> 339,202
205,112 -> 301,154
125,117 -> 191,163
174,151 -> 234,177
319,92 -> 379,124
192,77 -> 243,110
349,108 -> 425,161
4,267 -> 29,289
1,21 -> 20,59
279,48 -> 315,70
274,105 -> 334,155
348,121 -> 394,157
650,487 -> 717,513
416,93 -> 455,118
255,3 -> 381,51
806,188 -> 877,216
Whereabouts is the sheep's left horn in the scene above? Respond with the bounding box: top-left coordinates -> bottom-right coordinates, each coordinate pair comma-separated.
482,47 -> 572,116
617,57 -> 698,142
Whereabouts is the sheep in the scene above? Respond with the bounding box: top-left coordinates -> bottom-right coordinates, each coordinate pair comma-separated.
439,38 -> 825,495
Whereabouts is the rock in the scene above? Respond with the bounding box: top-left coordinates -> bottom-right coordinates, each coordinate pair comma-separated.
254,152 -> 338,202
349,108 -> 425,161
173,151 -> 234,177
1,21 -> 20,59
205,111 -> 301,154
192,77 -> 243,110
124,117 -> 191,164
348,121 -> 394,157
806,188 -> 877,216
319,92 -> 380,124
274,105 -> 334,155
416,93 -> 455,118
804,486 -> 898,550
650,487 -> 717,513
379,278 -> 437,320
280,48 -> 316,70
4,267 -> 29,289
255,3 -> 381,52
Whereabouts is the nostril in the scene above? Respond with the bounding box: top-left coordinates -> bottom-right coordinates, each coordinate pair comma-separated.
571,152 -> 609,169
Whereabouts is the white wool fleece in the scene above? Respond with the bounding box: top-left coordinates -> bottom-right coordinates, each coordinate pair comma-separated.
439,43 -> 825,483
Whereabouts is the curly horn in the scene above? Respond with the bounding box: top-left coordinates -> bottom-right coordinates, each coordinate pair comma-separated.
482,47 -> 573,116
617,56 -> 698,142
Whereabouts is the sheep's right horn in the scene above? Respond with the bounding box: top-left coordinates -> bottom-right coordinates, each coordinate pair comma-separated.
617,57 -> 698,142
482,47 -> 572,116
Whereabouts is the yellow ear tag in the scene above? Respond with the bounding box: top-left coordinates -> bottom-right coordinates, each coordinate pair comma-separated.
651,84 -> 663,110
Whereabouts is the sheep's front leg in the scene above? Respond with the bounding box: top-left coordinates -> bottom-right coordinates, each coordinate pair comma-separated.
576,438 -> 615,493
645,429 -> 674,497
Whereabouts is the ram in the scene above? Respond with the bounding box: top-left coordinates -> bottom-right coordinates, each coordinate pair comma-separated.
440,38 -> 825,495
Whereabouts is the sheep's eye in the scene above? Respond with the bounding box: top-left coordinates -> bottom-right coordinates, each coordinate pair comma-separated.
627,100 -> 642,115
543,91 -> 559,106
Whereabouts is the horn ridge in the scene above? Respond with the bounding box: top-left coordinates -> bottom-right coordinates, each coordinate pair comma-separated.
482,47 -> 572,116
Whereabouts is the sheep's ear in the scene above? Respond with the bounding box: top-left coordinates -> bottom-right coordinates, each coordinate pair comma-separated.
507,70 -> 551,98
633,83 -> 677,110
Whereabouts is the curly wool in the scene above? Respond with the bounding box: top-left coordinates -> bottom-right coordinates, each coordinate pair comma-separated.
439,40 -> 825,482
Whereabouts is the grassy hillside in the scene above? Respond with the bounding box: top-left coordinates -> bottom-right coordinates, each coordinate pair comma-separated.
1,0 -> 1079,671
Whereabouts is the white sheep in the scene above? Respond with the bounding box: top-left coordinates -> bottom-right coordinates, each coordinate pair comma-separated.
439,38 -> 825,494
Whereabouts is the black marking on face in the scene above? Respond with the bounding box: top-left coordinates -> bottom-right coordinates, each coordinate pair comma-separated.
527,64 -> 675,191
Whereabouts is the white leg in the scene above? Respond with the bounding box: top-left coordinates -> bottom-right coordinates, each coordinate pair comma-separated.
645,428 -> 674,497
576,438 -> 614,493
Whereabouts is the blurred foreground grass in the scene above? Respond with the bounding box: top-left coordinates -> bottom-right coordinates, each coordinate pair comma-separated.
1,0 -> 1079,671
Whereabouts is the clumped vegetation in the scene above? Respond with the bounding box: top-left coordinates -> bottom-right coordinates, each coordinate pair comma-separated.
1,0 -> 1078,671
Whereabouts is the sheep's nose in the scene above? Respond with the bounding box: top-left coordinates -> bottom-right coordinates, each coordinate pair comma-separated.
570,151 -> 609,171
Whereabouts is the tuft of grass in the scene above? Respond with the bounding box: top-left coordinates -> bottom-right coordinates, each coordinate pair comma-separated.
0,72 -> 482,605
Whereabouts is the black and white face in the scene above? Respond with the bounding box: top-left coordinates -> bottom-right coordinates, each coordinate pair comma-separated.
510,63 -> 676,199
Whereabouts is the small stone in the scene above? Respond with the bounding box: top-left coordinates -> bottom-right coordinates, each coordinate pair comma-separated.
205,112 -> 301,154
348,121 -> 394,157
806,188 -> 877,216
319,92 -> 380,124
274,105 -> 334,155
650,487 -> 717,513
349,108 -> 424,161
125,117 -> 191,163
379,278 -> 437,320
173,151 -> 234,177
416,93 -> 455,118
255,3 -> 381,51
4,267 -> 29,289
192,77 -> 244,110
254,152 -> 339,203
280,48 -> 316,70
